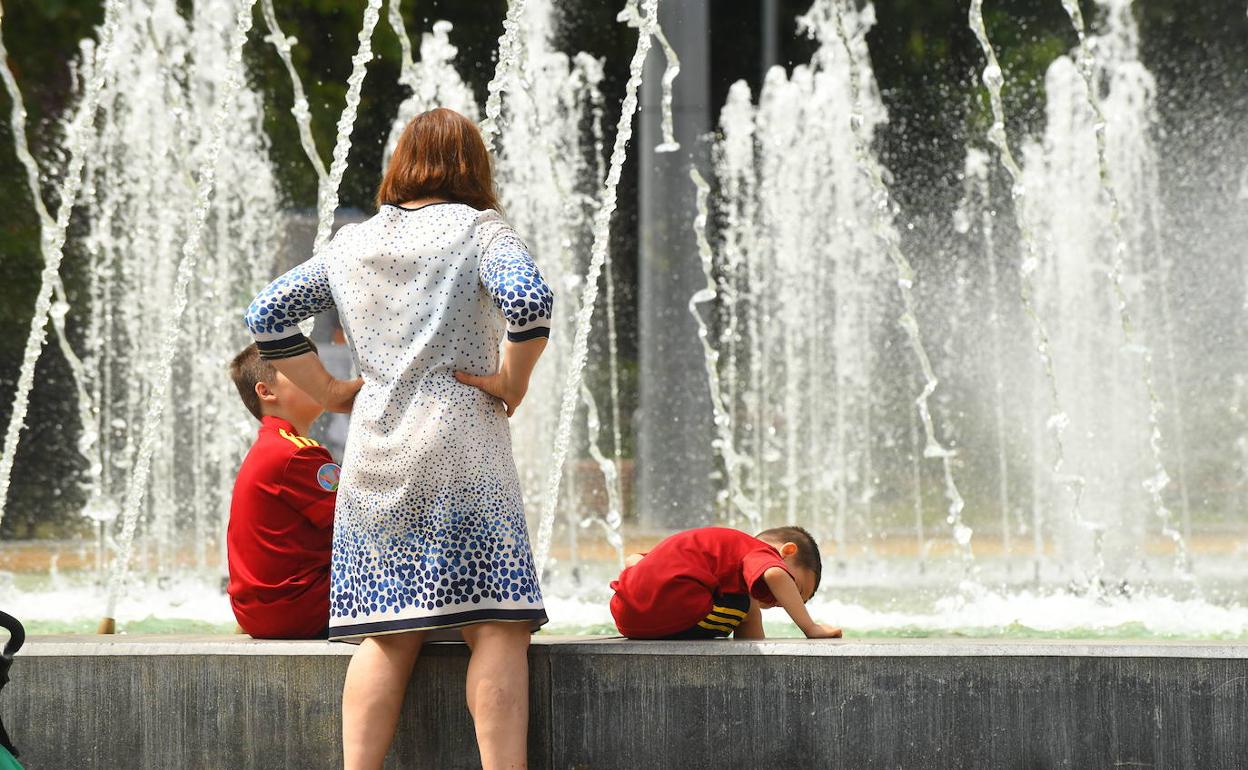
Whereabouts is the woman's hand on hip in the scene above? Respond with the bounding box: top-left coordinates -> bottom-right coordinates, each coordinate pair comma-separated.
454,338 -> 548,418
454,369 -> 527,417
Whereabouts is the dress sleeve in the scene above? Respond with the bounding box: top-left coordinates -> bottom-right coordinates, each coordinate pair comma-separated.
478,226 -> 554,342
244,253 -> 336,360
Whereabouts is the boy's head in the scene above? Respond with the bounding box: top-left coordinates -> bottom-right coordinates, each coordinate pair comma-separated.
229,343 -> 322,428
756,526 -> 822,604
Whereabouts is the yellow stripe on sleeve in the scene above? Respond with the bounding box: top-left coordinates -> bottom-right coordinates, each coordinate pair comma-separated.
711,605 -> 748,619
706,613 -> 741,626
278,429 -> 320,450
697,621 -> 735,634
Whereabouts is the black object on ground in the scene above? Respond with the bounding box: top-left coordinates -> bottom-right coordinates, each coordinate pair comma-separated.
0,610 -> 24,759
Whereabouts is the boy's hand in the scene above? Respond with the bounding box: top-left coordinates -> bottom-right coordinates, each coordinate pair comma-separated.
803,624 -> 843,639
325,377 -> 364,414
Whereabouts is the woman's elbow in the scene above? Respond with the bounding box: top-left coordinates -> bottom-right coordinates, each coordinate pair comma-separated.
243,297 -> 268,336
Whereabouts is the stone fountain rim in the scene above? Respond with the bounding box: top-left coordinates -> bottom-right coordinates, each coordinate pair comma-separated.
15,634 -> 1248,659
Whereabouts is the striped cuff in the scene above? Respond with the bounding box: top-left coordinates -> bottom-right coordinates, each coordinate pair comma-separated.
507,326 -> 551,343
256,334 -> 314,360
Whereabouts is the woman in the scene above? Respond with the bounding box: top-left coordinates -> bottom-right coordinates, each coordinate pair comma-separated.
244,108 -> 552,769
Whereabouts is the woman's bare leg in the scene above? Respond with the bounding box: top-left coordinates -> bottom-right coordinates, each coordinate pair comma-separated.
343,631 -> 426,770
460,622 -> 531,769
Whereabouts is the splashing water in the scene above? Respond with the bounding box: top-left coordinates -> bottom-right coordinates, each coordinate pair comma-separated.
826,0 -> 971,560
384,11 -> 479,163
1055,0 -> 1188,572
687,168 -> 757,523
0,0 -> 124,529
619,0 -> 680,154
968,0 -> 1090,565
2,0 -> 1244,637
261,0 -> 328,190
953,150 -> 1013,558
0,1 -> 102,498
104,0 -> 266,619
531,0 -> 661,573
314,0 -> 383,256
479,0 -> 529,146
714,53 -> 886,545
942,0 -> 1206,589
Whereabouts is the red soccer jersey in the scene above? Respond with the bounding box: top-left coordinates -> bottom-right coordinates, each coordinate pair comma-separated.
609,527 -> 792,639
227,416 -> 338,639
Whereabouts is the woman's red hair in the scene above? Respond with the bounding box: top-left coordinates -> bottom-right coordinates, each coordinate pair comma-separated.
376,108 -> 500,212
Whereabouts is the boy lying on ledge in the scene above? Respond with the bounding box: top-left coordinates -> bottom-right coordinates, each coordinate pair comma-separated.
225,343 -> 338,639
609,526 -> 842,640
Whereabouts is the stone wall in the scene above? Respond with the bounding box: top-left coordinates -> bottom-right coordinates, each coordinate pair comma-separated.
4,637 -> 1246,768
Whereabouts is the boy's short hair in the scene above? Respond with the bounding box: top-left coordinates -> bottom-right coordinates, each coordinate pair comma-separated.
758,525 -> 822,594
229,341 -> 316,421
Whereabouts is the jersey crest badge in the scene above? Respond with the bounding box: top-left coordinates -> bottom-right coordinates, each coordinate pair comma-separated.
316,463 -> 341,492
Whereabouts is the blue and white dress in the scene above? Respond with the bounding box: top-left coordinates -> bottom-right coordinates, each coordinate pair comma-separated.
245,202 -> 552,641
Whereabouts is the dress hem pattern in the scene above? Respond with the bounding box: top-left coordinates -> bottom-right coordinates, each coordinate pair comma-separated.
329,607 -> 549,641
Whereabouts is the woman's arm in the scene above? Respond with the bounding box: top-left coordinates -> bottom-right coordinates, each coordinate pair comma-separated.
457,229 -> 553,416
245,254 -> 336,356
270,352 -> 362,414
455,338 -> 547,417
245,254 -> 360,412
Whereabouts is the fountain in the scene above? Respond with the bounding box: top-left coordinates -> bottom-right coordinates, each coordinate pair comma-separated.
1,0 -> 1247,640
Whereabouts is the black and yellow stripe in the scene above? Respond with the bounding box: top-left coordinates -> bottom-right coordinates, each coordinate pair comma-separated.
695,603 -> 748,635
278,429 -> 321,450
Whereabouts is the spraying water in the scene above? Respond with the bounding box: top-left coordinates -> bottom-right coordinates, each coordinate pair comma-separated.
384,13 -> 479,163
103,0 -> 266,622
953,149 -> 1013,557
261,0 -> 328,195
968,0 -> 1090,576
3,0 -> 1243,636
479,0 -> 529,146
827,0 -> 971,561
0,0 -> 124,529
531,0 -> 661,572
1055,0 -> 1187,572
313,0 -> 383,255
0,0 -> 102,499
688,168 -> 757,523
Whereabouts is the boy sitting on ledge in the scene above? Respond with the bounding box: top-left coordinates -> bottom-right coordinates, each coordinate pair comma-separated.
226,343 -> 339,639
610,526 -> 842,640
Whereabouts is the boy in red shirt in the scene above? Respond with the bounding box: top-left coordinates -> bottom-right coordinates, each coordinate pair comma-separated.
610,526 -> 842,640
226,343 -> 340,639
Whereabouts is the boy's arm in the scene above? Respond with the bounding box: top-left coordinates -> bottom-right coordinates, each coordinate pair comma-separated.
733,599 -> 765,640
761,567 -> 842,639
624,552 -> 646,568
280,447 -> 338,529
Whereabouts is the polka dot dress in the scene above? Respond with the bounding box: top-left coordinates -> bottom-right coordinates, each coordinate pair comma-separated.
245,203 -> 552,641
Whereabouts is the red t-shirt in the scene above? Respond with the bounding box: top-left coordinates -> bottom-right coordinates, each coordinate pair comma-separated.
609,527 -> 791,639
227,416 -> 337,639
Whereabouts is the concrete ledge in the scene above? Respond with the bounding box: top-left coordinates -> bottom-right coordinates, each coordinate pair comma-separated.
22,634 -> 1248,657
5,636 -> 1248,768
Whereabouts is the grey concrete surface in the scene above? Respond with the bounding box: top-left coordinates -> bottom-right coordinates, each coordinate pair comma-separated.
4,636 -> 1246,769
